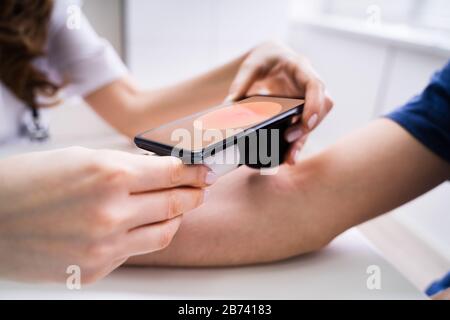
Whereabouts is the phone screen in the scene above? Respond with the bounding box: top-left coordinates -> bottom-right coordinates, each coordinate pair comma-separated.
136,96 -> 304,156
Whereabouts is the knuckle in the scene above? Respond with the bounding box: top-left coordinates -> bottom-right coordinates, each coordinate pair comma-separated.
315,78 -> 326,91
103,166 -> 130,185
199,189 -> 206,206
242,60 -> 256,70
166,190 -> 181,219
168,157 -> 184,186
194,189 -> 205,207
157,219 -> 180,249
234,66 -> 253,84
240,59 -> 260,76
195,166 -> 207,186
157,228 -> 175,250
84,156 -> 109,174
88,158 -> 131,189
90,206 -> 122,236
325,95 -> 334,112
83,241 -> 114,263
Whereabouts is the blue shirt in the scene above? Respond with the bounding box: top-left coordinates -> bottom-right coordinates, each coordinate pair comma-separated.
386,60 -> 450,163
386,61 -> 450,296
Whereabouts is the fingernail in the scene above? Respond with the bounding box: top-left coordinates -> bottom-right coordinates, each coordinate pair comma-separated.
224,94 -> 236,103
286,128 -> 304,143
258,88 -> 271,96
205,171 -> 218,185
307,114 -> 318,130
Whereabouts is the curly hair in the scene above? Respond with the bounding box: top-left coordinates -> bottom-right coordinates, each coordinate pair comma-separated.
0,0 -> 59,111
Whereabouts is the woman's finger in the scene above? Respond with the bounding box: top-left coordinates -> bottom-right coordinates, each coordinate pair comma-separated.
227,63 -> 263,102
285,134 -> 309,165
302,80 -> 326,131
285,123 -> 304,144
120,216 -> 182,257
102,151 -> 217,192
83,257 -> 128,284
128,156 -> 214,191
123,187 -> 205,230
290,58 -> 331,132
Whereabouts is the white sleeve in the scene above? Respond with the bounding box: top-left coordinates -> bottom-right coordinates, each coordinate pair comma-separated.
47,0 -> 128,98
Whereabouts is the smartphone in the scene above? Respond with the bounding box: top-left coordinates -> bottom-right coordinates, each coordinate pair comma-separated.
135,95 -> 304,171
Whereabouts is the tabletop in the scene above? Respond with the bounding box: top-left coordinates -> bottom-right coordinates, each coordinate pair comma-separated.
0,229 -> 425,300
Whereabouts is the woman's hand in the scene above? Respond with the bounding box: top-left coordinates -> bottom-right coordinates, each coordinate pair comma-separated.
227,41 -> 334,163
0,147 -> 215,284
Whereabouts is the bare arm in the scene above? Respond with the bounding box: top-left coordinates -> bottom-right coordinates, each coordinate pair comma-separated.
85,55 -> 245,138
127,119 -> 450,266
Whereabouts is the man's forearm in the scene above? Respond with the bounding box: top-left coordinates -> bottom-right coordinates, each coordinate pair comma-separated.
127,119 -> 449,267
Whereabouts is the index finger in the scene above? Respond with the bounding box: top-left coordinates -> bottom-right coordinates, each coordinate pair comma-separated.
227,62 -> 263,101
303,80 -> 326,130
293,62 -> 330,131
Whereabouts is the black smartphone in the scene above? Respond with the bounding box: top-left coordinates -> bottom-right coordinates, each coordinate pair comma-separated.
135,95 -> 304,170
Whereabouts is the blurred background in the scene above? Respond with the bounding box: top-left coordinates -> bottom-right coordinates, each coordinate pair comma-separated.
51,0 -> 449,290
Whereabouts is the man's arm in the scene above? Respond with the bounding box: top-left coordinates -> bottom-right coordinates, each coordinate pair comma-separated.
127,119 -> 450,266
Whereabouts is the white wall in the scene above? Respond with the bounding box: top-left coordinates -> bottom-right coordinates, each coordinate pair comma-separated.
83,0 -> 123,56
125,0 -> 289,87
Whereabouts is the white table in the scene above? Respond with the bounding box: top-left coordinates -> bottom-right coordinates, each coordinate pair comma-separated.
0,229 -> 425,300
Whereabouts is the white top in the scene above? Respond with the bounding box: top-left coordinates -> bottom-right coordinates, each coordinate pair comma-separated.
0,0 -> 127,146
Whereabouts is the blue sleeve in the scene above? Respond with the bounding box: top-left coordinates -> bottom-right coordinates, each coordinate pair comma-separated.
426,271 -> 450,296
385,61 -> 450,163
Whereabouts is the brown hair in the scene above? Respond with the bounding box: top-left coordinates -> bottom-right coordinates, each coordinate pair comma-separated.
0,0 -> 59,111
